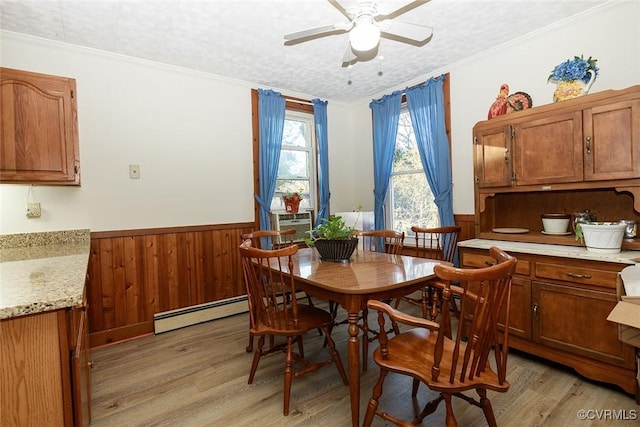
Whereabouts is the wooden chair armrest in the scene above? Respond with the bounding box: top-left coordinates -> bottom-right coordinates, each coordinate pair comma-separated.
367,299 -> 440,332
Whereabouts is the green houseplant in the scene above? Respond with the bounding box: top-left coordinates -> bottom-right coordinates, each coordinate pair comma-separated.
305,215 -> 359,262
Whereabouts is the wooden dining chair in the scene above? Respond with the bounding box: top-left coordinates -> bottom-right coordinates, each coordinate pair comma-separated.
363,246 -> 517,427
395,225 -> 461,320
330,229 -> 405,370
355,229 -> 405,255
239,240 -> 348,416
241,228 -> 318,353
241,228 -> 296,250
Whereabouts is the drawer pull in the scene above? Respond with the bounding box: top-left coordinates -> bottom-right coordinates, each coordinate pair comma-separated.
566,272 -> 592,279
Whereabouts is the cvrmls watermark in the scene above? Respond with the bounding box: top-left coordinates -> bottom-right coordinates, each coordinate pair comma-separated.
577,409 -> 637,421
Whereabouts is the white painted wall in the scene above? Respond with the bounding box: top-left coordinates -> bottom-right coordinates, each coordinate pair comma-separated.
1,0 -> 638,234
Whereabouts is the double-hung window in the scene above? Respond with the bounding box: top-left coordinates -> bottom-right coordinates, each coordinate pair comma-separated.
387,106 -> 439,236
270,110 -> 316,212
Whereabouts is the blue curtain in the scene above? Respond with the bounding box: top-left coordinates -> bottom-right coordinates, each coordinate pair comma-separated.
405,76 -> 455,228
369,90 -> 402,230
256,89 -> 285,241
313,98 -> 330,227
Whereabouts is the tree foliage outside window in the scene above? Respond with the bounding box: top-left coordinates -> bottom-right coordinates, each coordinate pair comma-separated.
271,112 -> 315,211
388,108 -> 439,236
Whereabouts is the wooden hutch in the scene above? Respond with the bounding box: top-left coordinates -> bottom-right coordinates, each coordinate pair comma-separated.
460,85 -> 640,402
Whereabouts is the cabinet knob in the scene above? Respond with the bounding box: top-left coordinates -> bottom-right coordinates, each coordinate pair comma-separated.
532,303 -> 539,320
585,136 -> 592,154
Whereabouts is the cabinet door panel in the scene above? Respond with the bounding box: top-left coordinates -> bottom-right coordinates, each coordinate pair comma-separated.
532,281 -> 634,367
0,67 -> 80,185
500,276 -> 531,339
474,125 -> 512,188
584,100 -> 640,181
72,308 -> 91,427
513,111 -> 583,185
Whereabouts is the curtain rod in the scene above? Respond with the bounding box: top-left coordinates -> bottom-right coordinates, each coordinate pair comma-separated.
281,94 -> 314,106
372,73 -> 448,103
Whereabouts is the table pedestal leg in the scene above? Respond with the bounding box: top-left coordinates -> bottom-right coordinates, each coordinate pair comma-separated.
348,311 -> 360,427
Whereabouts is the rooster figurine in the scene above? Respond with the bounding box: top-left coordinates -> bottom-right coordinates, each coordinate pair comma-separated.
488,84 -> 509,119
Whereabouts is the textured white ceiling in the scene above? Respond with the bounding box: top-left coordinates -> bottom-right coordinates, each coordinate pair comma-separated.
0,0 -> 610,102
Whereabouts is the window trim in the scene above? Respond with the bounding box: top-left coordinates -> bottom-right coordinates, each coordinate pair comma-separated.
250,89 -> 320,230
272,110 -> 317,212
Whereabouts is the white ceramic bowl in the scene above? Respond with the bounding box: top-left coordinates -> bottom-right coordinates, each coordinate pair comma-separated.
541,214 -> 570,234
579,222 -> 626,253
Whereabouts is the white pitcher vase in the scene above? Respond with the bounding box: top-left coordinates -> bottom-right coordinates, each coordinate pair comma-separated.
553,69 -> 596,102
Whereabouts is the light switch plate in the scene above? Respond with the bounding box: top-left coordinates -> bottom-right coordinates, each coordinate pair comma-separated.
129,164 -> 140,179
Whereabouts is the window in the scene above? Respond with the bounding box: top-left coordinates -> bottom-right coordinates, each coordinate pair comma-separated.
270,110 -> 316,212
387,107 -> 439,236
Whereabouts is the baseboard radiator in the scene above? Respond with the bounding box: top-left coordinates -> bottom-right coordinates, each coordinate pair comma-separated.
153,291 -> 309,334
153,296 -> 249,334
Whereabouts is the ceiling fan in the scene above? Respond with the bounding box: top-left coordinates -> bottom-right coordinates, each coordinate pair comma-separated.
284,0 -> 434,65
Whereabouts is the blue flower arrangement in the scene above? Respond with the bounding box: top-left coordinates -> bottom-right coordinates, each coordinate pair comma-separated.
548,55 -> 599,83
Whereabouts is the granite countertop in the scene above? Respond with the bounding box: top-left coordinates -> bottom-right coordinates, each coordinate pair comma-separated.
0,229 -> 90,320
459,238 -> 640,264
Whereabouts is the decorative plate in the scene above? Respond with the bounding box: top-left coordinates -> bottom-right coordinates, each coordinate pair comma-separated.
492,228 -> 529,234
506,92 -> 532,113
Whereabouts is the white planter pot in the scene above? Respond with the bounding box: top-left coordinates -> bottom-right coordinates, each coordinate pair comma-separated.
580,222 -> 626,253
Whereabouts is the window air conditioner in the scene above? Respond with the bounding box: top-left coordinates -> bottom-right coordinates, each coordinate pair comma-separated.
271,212 -> 313,244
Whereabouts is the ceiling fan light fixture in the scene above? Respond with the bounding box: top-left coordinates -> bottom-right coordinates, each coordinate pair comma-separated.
349,18 -> 380,52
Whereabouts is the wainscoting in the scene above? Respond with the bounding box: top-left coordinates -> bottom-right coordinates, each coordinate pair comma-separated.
87,215 -> 476,348
87,223 -> 254,347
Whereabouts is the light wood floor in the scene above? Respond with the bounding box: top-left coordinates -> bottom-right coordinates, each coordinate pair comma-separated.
90,302 -> 638,426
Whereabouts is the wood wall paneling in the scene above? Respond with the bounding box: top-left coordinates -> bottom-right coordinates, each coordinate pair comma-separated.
88,224 -> 253,347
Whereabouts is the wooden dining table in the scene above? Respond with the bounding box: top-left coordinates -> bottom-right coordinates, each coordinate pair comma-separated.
268,246 -> 446,427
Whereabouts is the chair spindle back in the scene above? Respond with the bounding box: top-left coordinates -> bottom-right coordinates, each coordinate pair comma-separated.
239,240 -> 300,333
355,229 -> 405,255
433,246 -> 516,386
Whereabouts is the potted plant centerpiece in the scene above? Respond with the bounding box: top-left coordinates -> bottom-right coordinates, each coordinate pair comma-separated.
305,215 -> 359,263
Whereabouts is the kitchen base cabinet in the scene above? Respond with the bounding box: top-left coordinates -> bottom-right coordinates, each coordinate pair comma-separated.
460,247 -> 638,401
0,305 -> 91,426
532,281 -> 631,367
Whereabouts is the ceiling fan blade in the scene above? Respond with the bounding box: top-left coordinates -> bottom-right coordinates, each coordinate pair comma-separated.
328,0 -> 361,20
284,23 -> 350,42
377,0 -> 431,20
379,20 -> 433,45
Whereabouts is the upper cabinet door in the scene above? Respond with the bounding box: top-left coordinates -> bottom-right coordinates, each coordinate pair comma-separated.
583,99 -> 640,181
512,111 -> 584,186
474,124 -> 512,188
0,68 -> 80,185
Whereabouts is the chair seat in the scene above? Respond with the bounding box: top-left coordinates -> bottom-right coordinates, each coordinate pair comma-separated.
372,328 -> 509,394
252,304 -> 334,336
